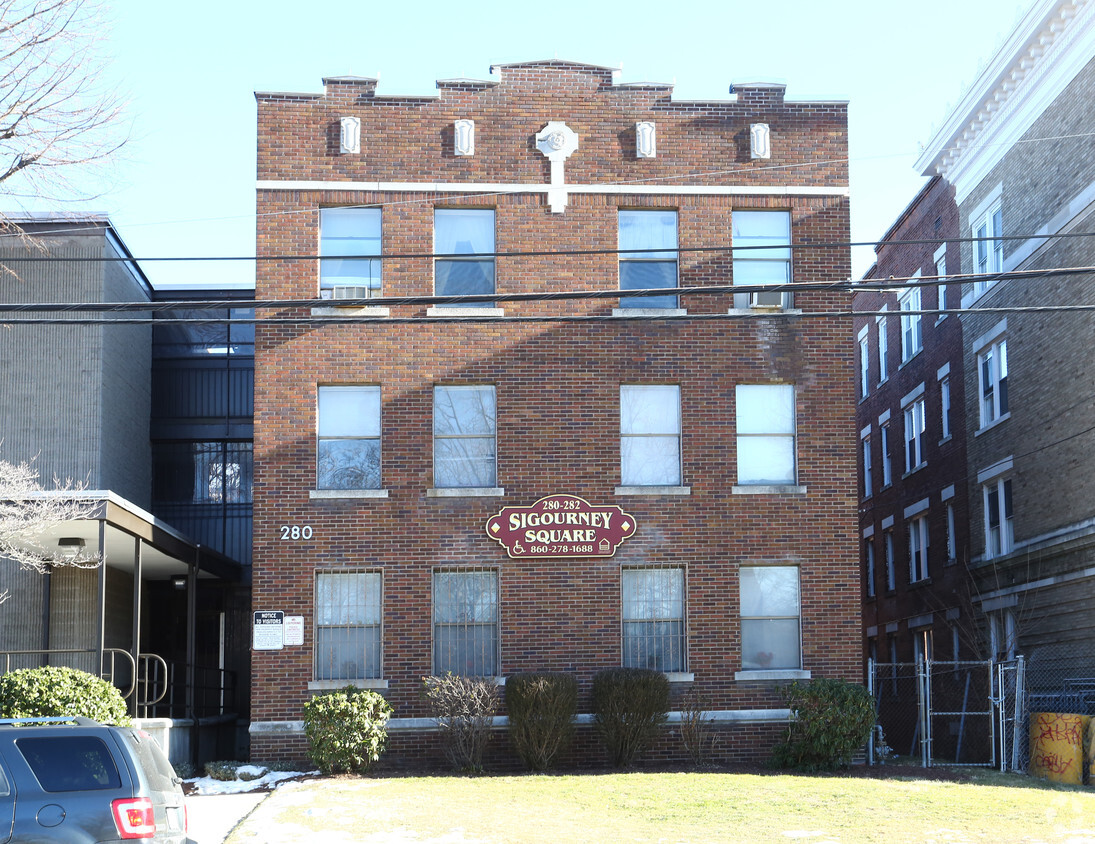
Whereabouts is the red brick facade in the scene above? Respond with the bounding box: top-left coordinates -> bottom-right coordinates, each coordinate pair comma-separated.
251,61 -> 858,767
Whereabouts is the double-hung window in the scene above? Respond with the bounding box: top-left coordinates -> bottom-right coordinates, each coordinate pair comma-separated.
433,386 -> 497,488
899,284 -> 922,361
940,377 -> 951,440
934,243 -> 948,319
862,433 -> 873,498
984,477 -> 1014,559
978,339 -> 1009,427
884,529 -> 895,591
880,421 -> 892,487
620,385 -> 682,486
876,312 -> 889,383
732,210 -> 791,309
622,567 -> 685,672
317,386 -> 381,490
736,384 -> 796,485
904,397 -> 925,473
433,569 -> 499,676
909,516 -> 929,583
434,209 -> 495,306
320,208 -> 382,298
865,541 -> 876,598
618,210 -> 678,309
740,566 -> 800,670
946,503 -> 957,562
858,331 -> 870,399
315,571 -> 382,681
973,203 -> 1003,297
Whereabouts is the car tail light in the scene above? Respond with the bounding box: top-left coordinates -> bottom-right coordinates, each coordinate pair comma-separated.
111,797 -> 156,839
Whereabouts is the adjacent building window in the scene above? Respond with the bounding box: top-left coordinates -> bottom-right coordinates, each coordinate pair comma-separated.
935,243 -> 948,319
984,477 -> 1014,559
621,567 -> 685,672
317,386 -> 381,490
433,570 -> 499,676
946,503 -> 957,563
152,442 -> 253,504
434,209 -> 495,305
620,385 -> 682,486
618,210 -> 678,308
899,285 -> 922,361
315,571 -> 382,681
433,386 -> 497,488
732,210 -> 791,309
858,332 -> 870,399
740,566 -> 801,670
876,313 -> 889,383
865,540 -> 876,598
978,339 -> 1009,427
736,384 -> 796,485
862,434 -> 873,498
319,208 -> 382,296
940,377 -> 951,440
973,203 -> 1003,296
904,397 -> 925,473
880,422 -> 892,487
909,516 -> 929,583
884,529 -> 895,591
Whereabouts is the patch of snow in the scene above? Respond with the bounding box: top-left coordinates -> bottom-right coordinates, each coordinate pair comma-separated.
186,769 -> 320,795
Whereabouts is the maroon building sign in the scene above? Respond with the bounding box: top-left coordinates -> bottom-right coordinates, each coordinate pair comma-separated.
486,494 -> 637,559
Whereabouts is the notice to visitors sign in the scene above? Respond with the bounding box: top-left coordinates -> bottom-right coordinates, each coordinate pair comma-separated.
485,494 -> 636,559
253,611 -> 284,650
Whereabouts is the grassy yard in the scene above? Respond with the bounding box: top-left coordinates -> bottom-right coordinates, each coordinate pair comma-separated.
226,768 -> 1095,843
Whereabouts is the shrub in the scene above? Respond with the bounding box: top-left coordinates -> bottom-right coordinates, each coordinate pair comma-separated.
591,668 -> 669,767
303,687 -> 393,774
204,760 -> 244,781
0,666 -> 129,725
771,679 -> 875,772
505,672 -> 577,771
422,673 -> 499,772
678,689 -> 718,767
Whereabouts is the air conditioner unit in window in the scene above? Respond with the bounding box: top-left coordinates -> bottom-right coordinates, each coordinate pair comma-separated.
327,285 -> 375,300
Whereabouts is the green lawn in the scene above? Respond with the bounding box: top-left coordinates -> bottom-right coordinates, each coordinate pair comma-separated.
226,769 -> 1095,843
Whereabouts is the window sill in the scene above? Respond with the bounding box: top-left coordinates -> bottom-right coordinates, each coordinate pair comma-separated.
938,435 -> 952,446
877,377 -> 889,387
726,308 -> 803,316
614,485 -> 690,496
935,314 -> 948,326
308,679 -> 389,691
975,412 -> 1011,436
611,308 -> 687,317
664,672 -> 695,683
909,577 -> 932,588
898,349 -> 922,369
425,306 -> 505,317
427,487 -> 505,498
311,305 -> 391,317
735,669 -> 811,682
732,485 -> 806,495
901,463 -> 926,479
310,489 -> 389,499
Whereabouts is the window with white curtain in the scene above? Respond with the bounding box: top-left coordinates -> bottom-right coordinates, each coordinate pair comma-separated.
319,208 -> 382,293
432,570 -> 498,676
317,386 -> 381,490
740,566 -> 801,670
433,385 -> 496,488
622,567 -> 685,672
736,384 -> 796,485
434,209 -> 495,305
620,385 -> 681,486
618,210 -> 678,309
314,571 -> 382,680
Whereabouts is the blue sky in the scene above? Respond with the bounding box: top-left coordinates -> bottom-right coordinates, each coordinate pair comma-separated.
9,0 -> 1028,287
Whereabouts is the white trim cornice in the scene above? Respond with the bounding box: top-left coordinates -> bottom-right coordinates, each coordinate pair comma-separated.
256,179 -> 849,198
915,0 -> 1095,204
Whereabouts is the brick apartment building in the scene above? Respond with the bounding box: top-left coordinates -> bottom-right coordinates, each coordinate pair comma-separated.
856,176 -> 971,671
250,60 -> 859,765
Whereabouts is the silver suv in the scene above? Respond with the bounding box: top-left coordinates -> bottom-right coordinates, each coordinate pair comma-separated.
0,716 -> 186,843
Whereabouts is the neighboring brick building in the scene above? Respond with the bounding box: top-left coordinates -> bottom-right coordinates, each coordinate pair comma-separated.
899,1 -> 1095,687
251,60 -> 858,766
856,176 -> 970,678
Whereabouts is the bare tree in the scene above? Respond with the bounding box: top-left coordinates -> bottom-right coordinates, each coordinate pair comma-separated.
0,0 -> 125,206
0,457 -> 100,604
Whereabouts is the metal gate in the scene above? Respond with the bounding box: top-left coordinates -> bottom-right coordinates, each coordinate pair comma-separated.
869,658 -> 1011,767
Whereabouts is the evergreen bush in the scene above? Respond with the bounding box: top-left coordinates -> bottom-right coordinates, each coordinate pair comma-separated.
303,686 -> 392,774
422,673 -> 499,772
505,672 -> 577,771
0,665 -> 129,725
771,679 -> 875,771
591,668 -> 669,767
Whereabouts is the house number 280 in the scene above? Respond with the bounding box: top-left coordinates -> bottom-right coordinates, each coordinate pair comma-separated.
280,525 -> 313,540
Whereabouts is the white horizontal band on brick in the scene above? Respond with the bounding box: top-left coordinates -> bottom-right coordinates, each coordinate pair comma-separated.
904,497 -> 930,519
257,180 -> 850,197
249,707 -> 793,736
